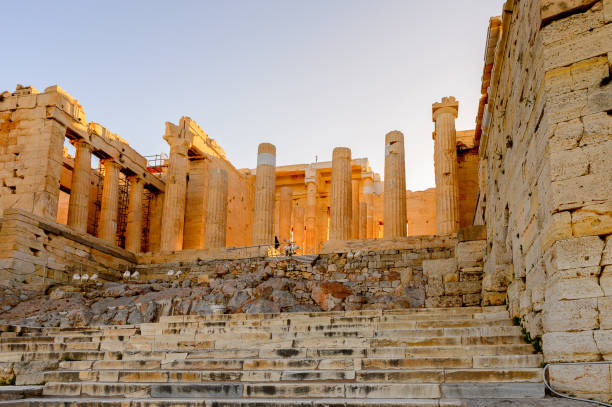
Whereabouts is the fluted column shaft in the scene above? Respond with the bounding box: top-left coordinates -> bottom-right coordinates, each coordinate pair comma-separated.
351,179 -> 360,239
363,177 -> 374,238
329,147 -> 352,240
252,143 -> 276,245
98,159 -> 121,244
125,176 -> 144,253
433,99 -> 460,235
293,206 -> 305,254
204,167 -> 228,249
359,201 -> 367,239
67,140 -> 92,233
305,181 -> 317,253
279,186 -> 293,243
160,141 -> 189,251
384,131 -> 407,238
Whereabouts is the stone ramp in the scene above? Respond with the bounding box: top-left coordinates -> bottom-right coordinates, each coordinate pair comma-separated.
0,306 -> 548,405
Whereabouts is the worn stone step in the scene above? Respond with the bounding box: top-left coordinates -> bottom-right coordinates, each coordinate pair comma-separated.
43,381 -> 444,399
0,397 -> 466,406
440,382 -> 545,399
0,386 -> 43,401
2,351 -> 121,362
43,368 -> 543,384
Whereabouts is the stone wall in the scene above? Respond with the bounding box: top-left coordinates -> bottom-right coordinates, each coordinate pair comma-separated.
478,0 -> 612,401
136,233 -> 484,311
0,209 -> 134,289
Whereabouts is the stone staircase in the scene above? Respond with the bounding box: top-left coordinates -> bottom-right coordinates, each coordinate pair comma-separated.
0,306 -> 546,406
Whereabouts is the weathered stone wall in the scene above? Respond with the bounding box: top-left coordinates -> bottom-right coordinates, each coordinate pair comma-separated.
0,209 -> 134,289
478,0 -> 612,400
0,86 -> 67,220
137,233 -> 483,310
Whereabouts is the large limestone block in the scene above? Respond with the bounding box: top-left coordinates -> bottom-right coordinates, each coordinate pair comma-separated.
423,258 -> 456,297
543,331 -> 599,362
540,0 -> 600,23
601,266 -> 612,295
546,274 -> 603,301
549,118 -> 583,152
548,363 -> 611,394
551,172 -> 612,212
582,111 -> 612,145
543,22 -> 612,71
599,296 -> 612,329
482,264 -> 513,292
603,235 -> 612,266
550,147 -> 588,181
526,265 -> 546,312
572,202 -> 612,237
542,298 -> 600,332
595,330 -> 612,360
455,240 -> 485,267
551,236 -> 605,270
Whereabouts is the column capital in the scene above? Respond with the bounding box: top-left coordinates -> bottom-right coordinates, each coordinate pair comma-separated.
100,158 -> 121,169
361,171 -> 374,181
71,138 -> 92,151
432,96 -> 459,121
127,174 -> 144,185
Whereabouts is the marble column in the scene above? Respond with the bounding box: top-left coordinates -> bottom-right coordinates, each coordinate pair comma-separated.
351,179 -> 360,239
359,201 -> 367,239
304,165 -> 317,254
279,186 -> 293,243
329,147 -> 352,241
384,130 -> 407,238
362,173 -> 375,238
67,140 -> 92,233
252,143 -> 276,245
204,167 -> 228,249
160,139 -> 189,251
432,97 -> 460,235
125,176 -> 144,253
98,159 -> 121,244
293,206 -> 305,253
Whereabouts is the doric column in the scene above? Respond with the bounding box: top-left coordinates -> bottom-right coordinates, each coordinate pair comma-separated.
351,179 -> 360,239
279,186 -> 293,243
252,143 -> 276,245
362,172 -> 375,238
432,97 -> 460,235
67,140 -> 92,233
293,206 -> 305,253
204,167 -> 228,249
304,164 -> 317,253
384,130 -> 407,238
125,175 -> 144,253
359,201 -> 367,239
98,159 -> 121,244
329,147 -> 352,241
160,139 -> 189,251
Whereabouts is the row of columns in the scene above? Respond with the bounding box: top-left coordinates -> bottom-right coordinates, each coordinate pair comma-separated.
66,140 -> 149,253
154,94 -> 461,252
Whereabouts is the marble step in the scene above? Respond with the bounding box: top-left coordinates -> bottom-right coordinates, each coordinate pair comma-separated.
0,396 -> 467,406
41,381 -> 544,399
0,340 -> 534,363
0,386 -> 43,401
42,368 -> 542,384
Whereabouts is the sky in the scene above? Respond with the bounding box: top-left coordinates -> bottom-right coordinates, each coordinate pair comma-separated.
3,0 -> 504,191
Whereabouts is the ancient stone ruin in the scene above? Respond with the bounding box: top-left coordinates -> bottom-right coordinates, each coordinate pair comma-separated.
0,0 -> 611,405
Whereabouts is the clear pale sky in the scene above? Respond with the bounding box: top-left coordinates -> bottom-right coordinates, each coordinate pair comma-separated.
3,0 -> 504,191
